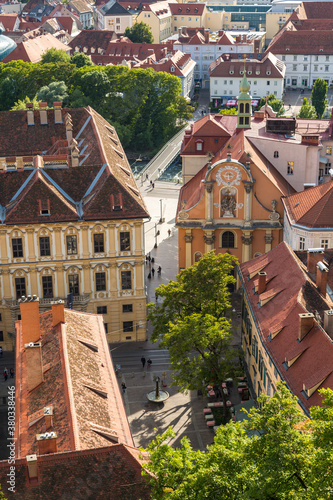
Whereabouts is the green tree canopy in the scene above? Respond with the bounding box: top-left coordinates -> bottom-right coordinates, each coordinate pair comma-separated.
11,96 -> 41,110
297,97 -> 317,119
40,48 -> 71,65
257,94 -> 285,116
36,81 -> 68,107
311,78 -> 328,118
219,108 -> 237,115
143,384 -> 333,500
70,52 -> 93,68
148,252 -> 239,410
124,22 -> 154,43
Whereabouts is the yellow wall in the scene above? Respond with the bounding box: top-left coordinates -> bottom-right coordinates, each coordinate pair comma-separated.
0,220 -> 147,350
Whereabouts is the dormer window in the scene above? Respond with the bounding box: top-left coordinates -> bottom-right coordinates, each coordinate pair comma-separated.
195,139 -> 203,151
229,70 -> 234,74
170,66 -> 175,72
266,71 -> 271,75
91,47 -> 95,53
39,199 -> 50,216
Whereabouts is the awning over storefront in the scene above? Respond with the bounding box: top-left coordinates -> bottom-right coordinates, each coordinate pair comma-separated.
320,156 -> 328,164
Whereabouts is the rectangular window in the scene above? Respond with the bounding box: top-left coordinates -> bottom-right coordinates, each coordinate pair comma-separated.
303,65 -> 308,71
326,56 -> 329,62
314,65 -> 318,71
326,146 -> 332,155
94,233 -> 104,253
287,161 -> 294,175
120,232 -> 130,251
66,235 -> 77,255
224,80 -> 227,84
68,274 -> 79,296
96,272 -> 106,291
293,55 -> 297,61
321,239 -> 329,249
97,306 -> 107,314
325,164 -> 331,175
299,236 -> 305,251
281,55 -> 285,61
267,81 -> 270,85
303,56 -> 308,61
39,198 -> 50,216
325,66 -> 329,72
121,271 -> 131,290
229,80 -> 233,85
292,64 -> 297,71
39,237 -> 50,256
274,81 -> 277,86
12,238 -> 23,258
315,56 -> 318,62
42,276 -> 53,298
0,331 -> 3,342
123,304 -> 133,313
123,321 -> 133,333
15,277 -> 26,300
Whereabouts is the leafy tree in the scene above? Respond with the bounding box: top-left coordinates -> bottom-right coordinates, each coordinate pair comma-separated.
143,384 -> 333,500
79,70 -> 110,111
124,22 -> 154,43
11,95 -> 41,110
148,252 -> 239,412
36,81 -> 68,107
219,108 -> 237,115
297,97 -> 317,119
40,48 -> 71,65
311,78 -> 328,118
257,94 -> 285,116
70,52 -> 93,68
68,88 -> 90,108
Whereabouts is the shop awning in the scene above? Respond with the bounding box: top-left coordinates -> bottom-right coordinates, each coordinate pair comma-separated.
226,99 -> 259,107
320,156 -> 328,164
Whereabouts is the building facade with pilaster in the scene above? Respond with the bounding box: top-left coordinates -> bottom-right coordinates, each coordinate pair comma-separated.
176,73 -> 293,271
0,104 -> 149,350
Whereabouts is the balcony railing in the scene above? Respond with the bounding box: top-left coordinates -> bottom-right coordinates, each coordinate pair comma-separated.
4,294 -> 91,308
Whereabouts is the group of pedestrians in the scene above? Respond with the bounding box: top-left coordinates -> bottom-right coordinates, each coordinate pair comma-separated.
3,367 -> 14,381
141,356 -> 152,368
146,253 -> 162,279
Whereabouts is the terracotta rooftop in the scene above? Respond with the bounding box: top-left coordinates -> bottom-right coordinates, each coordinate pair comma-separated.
0,106 -> 149,224
169,2 -> 205,16
2,32 -> 69,63
239,242 -> 333,414
209,52 -> 285,80
0,13 -> 18,31
282,181 -> 333,228
0,301 -> 150,498
268,29 -> 333,55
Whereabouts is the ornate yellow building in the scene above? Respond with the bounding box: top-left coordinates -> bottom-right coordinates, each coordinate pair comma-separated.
0,104 -> 149,350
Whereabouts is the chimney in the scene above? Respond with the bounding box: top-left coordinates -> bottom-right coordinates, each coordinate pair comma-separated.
26,102 -> 34,126
298,313 -> 314,341
316,261 -> 328,296
36,432 -> 57,455
65,113 -> 73,146
227,152 -> 231,161
204,29 -> 209,43
25,342 -> 43,391
53,102 -> 63,124
70,139 -> 80,167
307,248 -> 324,274
51,300 -> 65,327
26,455 -> 38,480
43,406 -> 53,429
19,296 -> 40,345
39,102 -> 48,125
258,271 -> 267,294
324,309 -> 333,340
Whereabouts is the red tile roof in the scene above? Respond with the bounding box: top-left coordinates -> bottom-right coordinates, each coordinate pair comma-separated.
282,181 -> 333,228
169,2 -> 205,16
239,242 -> 333,414
2,32 -> 70,62
0,13 -> 18,31
0,302 -> 150,497
268,29 -> 333,55
209,53 -> 285,79
0,106 -> 149,223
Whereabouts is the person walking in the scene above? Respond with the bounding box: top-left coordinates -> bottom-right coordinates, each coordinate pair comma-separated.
0,346 -> 2,357
157,266 -> 161,275
141,356 -> 146,368
147,358 -> 152,368
3,367 -> 8,382
147,272 -> 151,279
168,229 -> 171,237
10,368 -> 14,378
151,267 -> 155,277
152,182 -> 155,189
121,382 -> 126,393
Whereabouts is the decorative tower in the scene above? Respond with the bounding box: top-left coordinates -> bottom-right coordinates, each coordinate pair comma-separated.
237,63 -> 252,129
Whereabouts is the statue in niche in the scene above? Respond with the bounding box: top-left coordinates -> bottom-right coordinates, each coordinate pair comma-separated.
221,189 -> 236,218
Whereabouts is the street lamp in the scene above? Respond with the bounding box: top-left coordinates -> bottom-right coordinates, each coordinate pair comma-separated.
159,199 -> 163,224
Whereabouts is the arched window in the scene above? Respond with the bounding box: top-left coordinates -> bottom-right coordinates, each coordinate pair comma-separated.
240,103 -> 244,113
245,103 -> 250,113
274,151 -> 279,158
221,231 -> 235,248
194,252 -> 201,263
